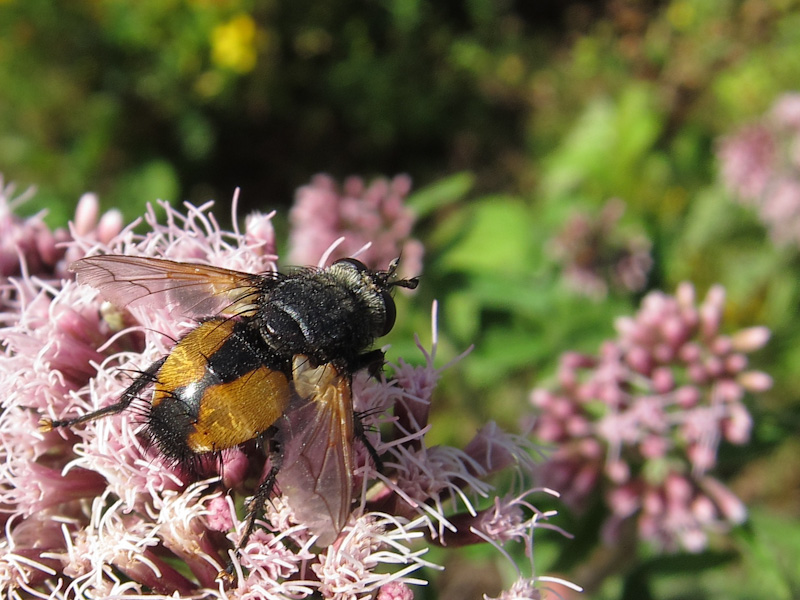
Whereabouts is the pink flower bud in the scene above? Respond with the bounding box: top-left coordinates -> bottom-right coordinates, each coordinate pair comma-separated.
711,335 -> 733,355
74,193 -> 100,236
678,342 -> 702,363
665,473 -> 693,504
245,211 -> 277,255
722,403 -> 752,444
651,367 -> 674,393
675,385 -> 701,408
688,363 -> 708,384
626,346 -> 653,374
701,476 -> 747,524
680,528 -> 708,553
607,482 -> 640,516
529,388 -> 553,409
643,487 -> 664,514
661,315 -> 688,347
771,92 -> 800,130
566,415 -> 591,437
676,282 -> 696,309
700,285 -> 725,338
533,417 -> 565,442
571,464 -> 602,502
34,226 -> 59,265
724,353 -> 748,373
562,351 -> 595,370
578,437 -> 604,459
687,443 -> 717,473
691,493 -> 716,522
653,343 -> 675,364
97,209 -> 123,244
615,316 -> 636,339
731,326 -> 771,352
640,435 -> 669,459
715,379 -> 743,403
738,370 -> 773,392
704,355 -> 724,378
378,582 -> 415,600
205,496 -> 234,531
606,459 -> 630,484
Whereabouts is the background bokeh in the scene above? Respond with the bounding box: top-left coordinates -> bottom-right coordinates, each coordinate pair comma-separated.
2,1 -> 799,599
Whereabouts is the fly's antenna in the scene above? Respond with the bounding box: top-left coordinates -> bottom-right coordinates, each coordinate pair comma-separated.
385,256 -> 419,291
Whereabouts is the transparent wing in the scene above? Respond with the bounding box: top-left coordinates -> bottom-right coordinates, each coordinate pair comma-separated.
278,358 -> 355,546
70,255 -> 279,317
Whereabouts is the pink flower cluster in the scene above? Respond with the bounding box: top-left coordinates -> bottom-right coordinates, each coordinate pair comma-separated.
718,92 -> 800,246
0,180 -> 122,290
0,186 -> 559,599
530,282 -> 771,552
288,174 -> 423,279
549,198 -> 652,299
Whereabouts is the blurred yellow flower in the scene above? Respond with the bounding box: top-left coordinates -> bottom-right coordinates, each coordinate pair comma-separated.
667,1 -> 696,31
211,13 -> 258,73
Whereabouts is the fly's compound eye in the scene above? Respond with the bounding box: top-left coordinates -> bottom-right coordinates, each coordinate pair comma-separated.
379,290 -> 397,337
332,258 -> 396,336
332,257 -> 368,273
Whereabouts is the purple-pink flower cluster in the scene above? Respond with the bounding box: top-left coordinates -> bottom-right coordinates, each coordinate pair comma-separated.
718,92 -> 800,246
0,185 -> 559,599
0,181 -> 122,299
529,282 -> 770,552
289,174 -> 423,280
549,198 -> 653,299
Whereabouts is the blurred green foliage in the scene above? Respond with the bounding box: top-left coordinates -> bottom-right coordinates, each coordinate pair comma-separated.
3,0 -> 800,598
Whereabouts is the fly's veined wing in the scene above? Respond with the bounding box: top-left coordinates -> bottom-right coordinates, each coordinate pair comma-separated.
278,357 -> 355,546
69,255 -> 279,318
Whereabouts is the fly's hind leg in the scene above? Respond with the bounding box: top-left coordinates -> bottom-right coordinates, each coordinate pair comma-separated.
218,430 -> 283,583
239,458 -> 282,549
39,356 -> 167,432
354,415 -> 384,473
350,348 -> 389,472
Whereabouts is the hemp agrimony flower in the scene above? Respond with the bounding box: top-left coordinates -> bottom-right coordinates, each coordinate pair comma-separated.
1,182 -> 565,599
549,198 -> 652,299
718,92 -> 800,247
289,174 -> 423,279
529,282 -> 769,552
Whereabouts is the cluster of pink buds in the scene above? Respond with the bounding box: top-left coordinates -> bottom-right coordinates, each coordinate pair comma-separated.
288,174 -> 423,279
549,198 -> 652,299
0,181 -> 121,285
530,282 -> 770,552
718,92 -> 800,246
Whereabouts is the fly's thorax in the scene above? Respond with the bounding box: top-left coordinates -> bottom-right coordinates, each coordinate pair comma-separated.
256,260 -> 397,365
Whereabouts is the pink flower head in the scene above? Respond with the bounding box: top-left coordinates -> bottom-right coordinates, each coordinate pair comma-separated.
2,192 -> 561,598
717,92 -> 800,247
718,123 -> 776,202
0,180 -> 122,291
288,174 -> 423,279
378,581 -> 415,600
471,500 -> 582,600
530,282 -> 769,552
549,198 -> 653,299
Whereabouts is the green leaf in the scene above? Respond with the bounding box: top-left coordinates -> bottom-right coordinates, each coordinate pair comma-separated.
406,171 -> 476,217
437,196 -> 532,276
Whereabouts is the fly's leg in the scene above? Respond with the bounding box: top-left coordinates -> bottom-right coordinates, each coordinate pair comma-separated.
218,432 -> 283,583
39,357 -> 166,431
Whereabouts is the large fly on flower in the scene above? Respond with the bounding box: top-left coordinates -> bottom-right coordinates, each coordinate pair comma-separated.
40,254 -> 418,563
